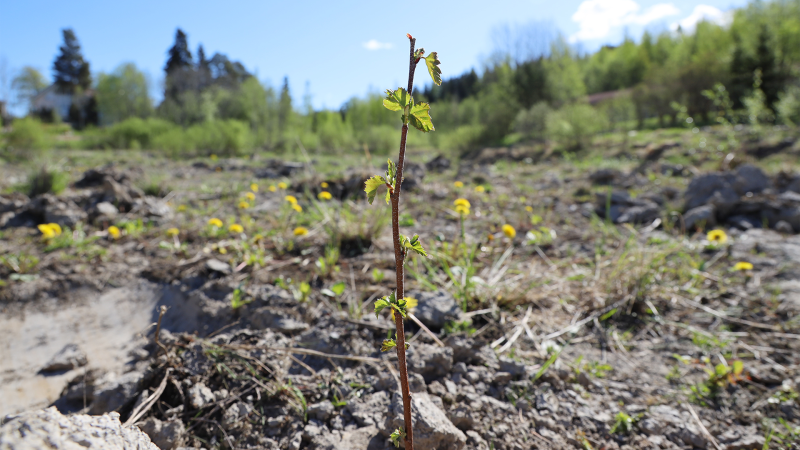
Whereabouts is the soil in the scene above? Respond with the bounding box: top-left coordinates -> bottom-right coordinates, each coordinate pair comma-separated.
2,130 -> 800,449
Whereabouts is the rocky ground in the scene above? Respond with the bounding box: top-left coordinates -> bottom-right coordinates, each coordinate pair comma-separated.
2,126 -> 800,449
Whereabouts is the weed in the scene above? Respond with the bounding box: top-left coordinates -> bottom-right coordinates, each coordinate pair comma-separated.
371,268 -> 385,283
1,252 -> 40,274
443,319 -> 476,335
610,411 -> 638,435
316,245 -> 340,278
230,288 -> 252,310
27,166 -> 70,196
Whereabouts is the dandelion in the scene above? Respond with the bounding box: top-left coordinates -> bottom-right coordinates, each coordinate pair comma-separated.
454,181 -> 464,188
218,246 -> 227,254
455,204 -> 470,215
707,229 -> 728,244
38,224 -> 57,239
208,218 -> 223,228
321,182 -> 329,188
250,183 -> 259,192
733,261 -> 754,271
318,191 -> 333,200
229,224 -> 244,233
475,185 -> 485,193
391,297 -> 418,320
278,182 -> 288,189
108,226 -> 121,239
166,227 -> 180,237
285,195 -> 298,204
210,154 -> 218,161
502,224 -> 516,239
245,192 -> 256,201
268,185 -> 277,192
294,226 -> 309,236
292,204 -> 303,213
253,234 -> 264,243
48,223 -> 63,236
238,201 -> 250,209
525,206 -> 533,213
177,204 -> 187,212
519,196 -> 527,203
453,198 -> 471,209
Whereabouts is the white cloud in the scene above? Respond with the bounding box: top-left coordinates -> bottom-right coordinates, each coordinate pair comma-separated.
670,5 -> 727,32
363,39 -> 393,51
569,0 -> 680,42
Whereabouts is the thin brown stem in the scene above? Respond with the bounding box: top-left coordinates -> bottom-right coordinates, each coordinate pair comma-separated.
389,34 -> 419,450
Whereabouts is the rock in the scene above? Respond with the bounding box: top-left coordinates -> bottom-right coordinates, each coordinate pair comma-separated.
638,418 -> 664,435
447,403 -> 478,431
465,430 -> 489,450
308,402 -> 335,421
89,371 -> 144,414
344,391 -> 390,428
41,343 -> 88,372
498,357 -> 526,377
407,343 -> 453,380
683,204 -> 717,231
187,383 -> 215,409
385,392 -> 467,450
616,202 -> 660,224
776,220 -> 794,233
725,435 -> 766,450
409,373 -> 427,393
444,335 -> 499,369
0,406 -> 158,449
309,425 -> 384,450
589,168 -> 624,185
728,214 -> 761,230
205,258 -> 231,274
649,405 -> 683,425
732,164 -> 772,195
223,402 -> 253,426
94,201 -> 118,217
138,417 -> 185,450
684,173 -> 741,217
493,372 -> 513,384
409,290 -> 464,330
400,162 -> 425,190
131,197 -> 172,218
44,199 -> 88,227
425,155 -> 451,173
676,424 -> 707,448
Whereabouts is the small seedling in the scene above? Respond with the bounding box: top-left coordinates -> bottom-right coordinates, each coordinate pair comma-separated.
230,288 -> 252,310
371,268 -> 385,283
365,34 -> 441,450
610,411 -> 638,435
321,281 -> 346,298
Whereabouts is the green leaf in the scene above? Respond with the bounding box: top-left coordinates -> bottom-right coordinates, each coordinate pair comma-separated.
374,298 -> 390,318
732,360 -> 744,376
331,281 -> 346,296
424,52 -> 442,86
600,308 -> 617,321
400,234 -> 428,257
383,88 -> 410,112
364,176 -> 386,205
408,102 -> 434,132
381,338 -> 397,352
390,427 -> 406,448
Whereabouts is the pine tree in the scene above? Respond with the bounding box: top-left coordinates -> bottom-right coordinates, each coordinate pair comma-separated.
196,44 -> 211,89
53,28 -> 91,93
753,24 -> 782,109
278,76 -> 292,130
164,29 -> 193,75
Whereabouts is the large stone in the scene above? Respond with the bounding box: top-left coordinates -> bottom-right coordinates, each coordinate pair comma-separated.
344,391 -> 390,428
683,204 -> 716,231
684,173 -> 739,217
89,371 -> 144,414
249,307 -> 309,334
731,164 -> 772,196
407,343 -> 453,380
385,392 -> 467,450
444,335 -> 499,369
309,426 -> 385,450
138,417 -> 185,450
616,202 -> 660,224
725,435 -> 766,450
409,290 -> 464,330
0,406 -> 158,449
187,383 -> 215,409
41,343 -> 88,372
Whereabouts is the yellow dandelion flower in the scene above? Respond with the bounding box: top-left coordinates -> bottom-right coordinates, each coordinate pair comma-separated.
177,204 -> 187,212
475,185 -> 485,193
245,192 -> 256,201
253,234 -> 264,243
293,226 -> 309,236
519,196 -> 527,203
707,229 -> 728,244
208,218 -> 223,228
250,183 -> 259,192
285,195 -> 298,204
292,204 -> 303,213
210,154 -> 218,161
502,224 -> 516,239
453,198 -> 471,208
228,224 -> 244,233
733,261 -> 753,271
38,224 -> 56,239
318,191 -> 333,200
278,182 -> 288,189
108,226 -> 121,239
166,227 -> 180,237
454,181 -> 464,188
218,246 -> 227,254
268,185 -> 277,192
525,206 -> 533,213
321,182 -> 329,188
238,201 -> 250,209
48,223 -> 62,236
391,297 -> 419,320
455,204 -> 470,216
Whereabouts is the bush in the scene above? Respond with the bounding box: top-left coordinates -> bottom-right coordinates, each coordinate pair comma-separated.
546,103 -> 608,150
103,117 -> 176,149
27,166 -> 70,196
513,101 -> 551,140
776,85 -> 800,126
4,117 -> 47,151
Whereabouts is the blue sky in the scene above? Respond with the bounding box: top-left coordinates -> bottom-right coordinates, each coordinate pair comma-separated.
0,0 -> 749,113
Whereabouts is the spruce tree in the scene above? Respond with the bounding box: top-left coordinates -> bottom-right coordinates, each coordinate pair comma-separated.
53,28 -> 91,93
164,29 -> 193,75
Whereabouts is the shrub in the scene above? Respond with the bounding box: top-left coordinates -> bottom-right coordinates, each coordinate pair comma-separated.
545,102 -> 608,150
4,117 -> 47,151
776,85 -> 800,126
512,101 -> 551,140
28,166 -> 70,196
